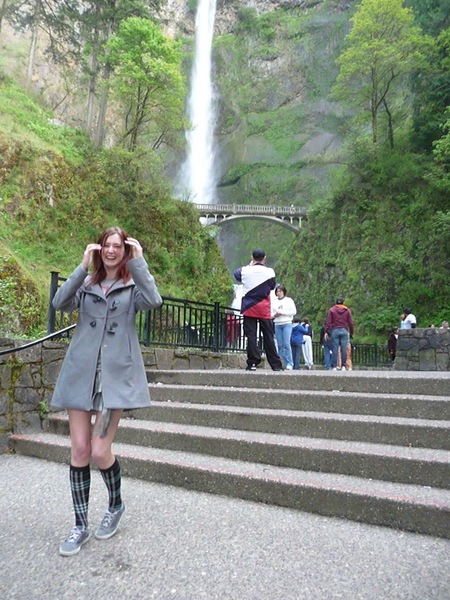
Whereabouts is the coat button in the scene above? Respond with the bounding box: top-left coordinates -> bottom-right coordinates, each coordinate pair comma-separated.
90,321 -> 96,327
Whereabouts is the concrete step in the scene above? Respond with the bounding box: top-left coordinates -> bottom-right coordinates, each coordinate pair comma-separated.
46,413 -> 450,489
9,431 -> 450,540
133,401 -> 450,450
147,383 -> 450,420
146,369 -> 450,397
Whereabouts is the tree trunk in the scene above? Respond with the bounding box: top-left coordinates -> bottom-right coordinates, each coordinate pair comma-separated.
26,3 -> 41,88
94,2 -> 116,148
86,29 -> 100,133
0,0 -> 7,40
383,98 -> 394,149
94,61 -> 111,147
371,103 -> 377,145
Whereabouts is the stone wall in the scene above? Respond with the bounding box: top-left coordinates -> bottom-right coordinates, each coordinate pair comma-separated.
394,328 -> 450,371
0,337 -> 247,452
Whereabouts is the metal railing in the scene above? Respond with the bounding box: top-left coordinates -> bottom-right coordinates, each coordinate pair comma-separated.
46,272 -> 391,367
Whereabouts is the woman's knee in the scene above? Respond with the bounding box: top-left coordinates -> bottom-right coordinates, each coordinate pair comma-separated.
71,439 -> 91,464
90,442 -> 112,467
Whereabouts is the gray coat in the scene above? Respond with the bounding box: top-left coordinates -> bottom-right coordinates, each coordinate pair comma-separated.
51,256 -> 162,411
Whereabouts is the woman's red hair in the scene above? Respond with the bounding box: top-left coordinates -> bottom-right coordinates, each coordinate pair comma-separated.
89,226 -> 132,286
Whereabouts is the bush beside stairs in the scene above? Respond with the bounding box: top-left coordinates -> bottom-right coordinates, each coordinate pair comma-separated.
10,368 -> 450,539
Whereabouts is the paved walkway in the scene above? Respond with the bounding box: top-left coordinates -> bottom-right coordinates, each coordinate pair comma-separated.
1,455 -> 449,600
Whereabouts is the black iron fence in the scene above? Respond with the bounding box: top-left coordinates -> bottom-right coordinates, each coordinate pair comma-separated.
47,272 -> 391,368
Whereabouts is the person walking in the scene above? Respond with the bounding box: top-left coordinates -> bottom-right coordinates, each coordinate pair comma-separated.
291,318 -> 309,370
319,322 -> 333,370
324,297 -> 354,371
233,249 -> 283,371
51,226 -> 162,556
272,284 -> 297,369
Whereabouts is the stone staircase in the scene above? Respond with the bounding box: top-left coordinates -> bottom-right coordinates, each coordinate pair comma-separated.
10,369 -> 450,539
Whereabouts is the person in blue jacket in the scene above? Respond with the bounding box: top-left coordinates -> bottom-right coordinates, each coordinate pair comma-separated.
290,318 -> 309,370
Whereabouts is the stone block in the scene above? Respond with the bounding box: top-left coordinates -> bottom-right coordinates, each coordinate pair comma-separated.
0,366 -> 11,389
173,356 -> 190,369
154,348 -> 174,370
421,336 -> 439,349
203,355 -> 223,370
15,412 -> 42,433
418,348 -> 436,371
142,350 -> 157,367
42,347 -> 67,362
436,352 -> 450,371
15,367 -> 34,388
188,354 -> 206,370
0,392 -> 9,414
13,387 -> 41,409
397,337 -> 416,351
42,361 -> 63,386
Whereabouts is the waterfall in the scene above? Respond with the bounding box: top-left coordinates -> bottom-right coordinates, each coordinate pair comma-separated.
178,0 -> 218,205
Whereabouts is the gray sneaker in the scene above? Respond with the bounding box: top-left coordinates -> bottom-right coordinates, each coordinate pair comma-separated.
59,526 -> 90,556
95,504 -> 125,540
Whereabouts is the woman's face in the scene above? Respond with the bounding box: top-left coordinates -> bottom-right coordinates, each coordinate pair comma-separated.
276,288 -> 285,298
101,233 -> 125,271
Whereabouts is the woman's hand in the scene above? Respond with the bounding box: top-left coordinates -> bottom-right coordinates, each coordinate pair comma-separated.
82,243 -> 101,270
125,237 -> 143,259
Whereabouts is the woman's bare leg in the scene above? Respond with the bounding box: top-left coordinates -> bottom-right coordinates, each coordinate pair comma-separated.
67,409 -> 93,466
91,409 -> 123,469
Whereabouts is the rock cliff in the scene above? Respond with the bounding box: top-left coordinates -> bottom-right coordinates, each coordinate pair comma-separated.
162,0 -> 355,266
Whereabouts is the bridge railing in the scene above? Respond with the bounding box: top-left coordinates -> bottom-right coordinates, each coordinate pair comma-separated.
47,272 -> 390,367
196,203 -> 307,217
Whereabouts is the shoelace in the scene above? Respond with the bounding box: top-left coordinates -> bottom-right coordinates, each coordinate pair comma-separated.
100,510 -> 115,528
67,527 -> 84,542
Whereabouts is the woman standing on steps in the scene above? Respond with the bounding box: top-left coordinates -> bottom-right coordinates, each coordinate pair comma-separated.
51,226 -> 162,556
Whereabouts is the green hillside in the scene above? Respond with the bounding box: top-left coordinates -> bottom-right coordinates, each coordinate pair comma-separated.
1,0 -> 449,342
0,75 -> 232,337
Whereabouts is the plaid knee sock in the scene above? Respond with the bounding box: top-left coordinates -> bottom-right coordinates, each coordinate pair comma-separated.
69,464 -> 90,529
99,458 -> 122,511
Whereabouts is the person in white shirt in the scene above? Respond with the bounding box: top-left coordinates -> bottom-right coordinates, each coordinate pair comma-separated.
301,316 -> 314,370
272,285 -> 297,370
400,307 -> 417,329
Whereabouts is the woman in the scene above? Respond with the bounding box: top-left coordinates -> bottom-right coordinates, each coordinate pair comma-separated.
51,227 -> 162,556
272,284 -> 297,370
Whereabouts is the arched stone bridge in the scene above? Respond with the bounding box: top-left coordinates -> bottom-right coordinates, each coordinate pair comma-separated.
195,203 -> 307,233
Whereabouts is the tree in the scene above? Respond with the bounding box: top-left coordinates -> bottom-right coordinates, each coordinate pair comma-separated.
411,26 -> 450,152
106,17 -> 185,152
405,0 -> 450,37
333,0 -> 432,148
5,0 -> 80,85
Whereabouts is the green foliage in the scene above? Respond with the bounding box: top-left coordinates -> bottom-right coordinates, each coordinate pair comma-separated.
106,17 -> 186,151
0,77 -> 232,336
187,0 -> 198,13
0,74 -> 91,163
333,0 -> 433,147
276,142 -> 450,341
410,25 -> 450,152
0,249 -> 42,337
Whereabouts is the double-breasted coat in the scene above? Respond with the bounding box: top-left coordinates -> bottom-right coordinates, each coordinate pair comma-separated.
51,256 -> 162,411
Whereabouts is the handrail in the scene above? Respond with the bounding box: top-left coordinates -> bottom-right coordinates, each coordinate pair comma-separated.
0,324 -> 76,356
40,272 -> 391,367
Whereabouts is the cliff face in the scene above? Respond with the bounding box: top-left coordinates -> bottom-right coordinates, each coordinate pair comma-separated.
160,0 -> 317,35
163,0 -> 355,266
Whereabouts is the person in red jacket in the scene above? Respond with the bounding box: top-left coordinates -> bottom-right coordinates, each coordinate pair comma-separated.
324,297 -> 354,371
